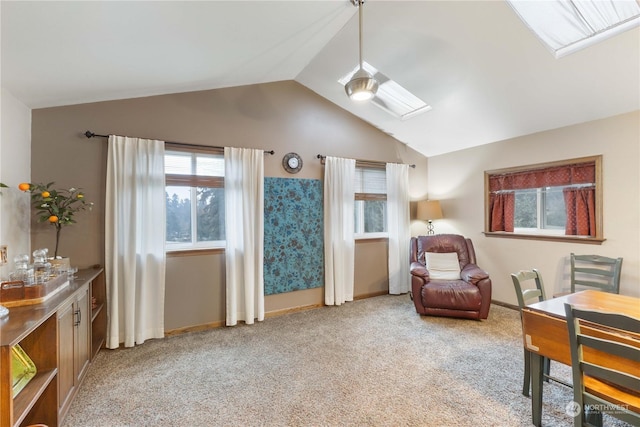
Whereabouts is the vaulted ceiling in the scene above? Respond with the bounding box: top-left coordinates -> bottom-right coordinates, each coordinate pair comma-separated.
2,1 -> 638,157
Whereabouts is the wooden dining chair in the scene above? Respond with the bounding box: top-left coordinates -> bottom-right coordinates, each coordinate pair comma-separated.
511,269 -> 552,396
570,253 -> 623,294
564,303 -> 640,427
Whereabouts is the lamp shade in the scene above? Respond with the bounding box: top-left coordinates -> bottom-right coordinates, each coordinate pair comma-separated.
416,200 -> 443,221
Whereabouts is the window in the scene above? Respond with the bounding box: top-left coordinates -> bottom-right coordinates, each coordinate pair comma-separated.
484,156 -> 603,243
165,146 -> 225,250
354,165 -> 387,236
513,186 -> 569,233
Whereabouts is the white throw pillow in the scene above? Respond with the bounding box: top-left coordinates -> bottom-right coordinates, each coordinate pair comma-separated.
425,252 -> 461,280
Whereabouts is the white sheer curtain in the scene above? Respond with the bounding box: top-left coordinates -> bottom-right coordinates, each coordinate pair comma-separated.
323,156 -> 356,306
224,147 -> 264,326
105,135 -> 166,349
386,163 -> 411,295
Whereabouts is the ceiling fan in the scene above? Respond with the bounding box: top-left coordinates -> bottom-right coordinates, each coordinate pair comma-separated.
342,0 -> 432,120
344,0 -> 378,101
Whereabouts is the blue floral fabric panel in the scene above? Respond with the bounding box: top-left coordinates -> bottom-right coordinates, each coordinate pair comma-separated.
264,178 -> 324,295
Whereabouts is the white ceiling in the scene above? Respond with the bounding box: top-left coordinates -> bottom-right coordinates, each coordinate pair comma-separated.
2,1 -> 639,157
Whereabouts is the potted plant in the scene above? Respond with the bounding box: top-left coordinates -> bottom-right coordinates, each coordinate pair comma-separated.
19,182 -> 93,260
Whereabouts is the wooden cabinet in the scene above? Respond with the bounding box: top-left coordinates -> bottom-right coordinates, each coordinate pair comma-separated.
0,267 -> 105,427
57,284 -> 90,420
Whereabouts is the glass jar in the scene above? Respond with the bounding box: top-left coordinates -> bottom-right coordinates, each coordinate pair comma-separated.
11,254 -> 34,285
14,254 -> 29,271
32,249 -> 51,284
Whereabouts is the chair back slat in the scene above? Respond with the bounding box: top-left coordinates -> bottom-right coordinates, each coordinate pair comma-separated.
521,288 -> 543,302
582,362 -> 640,393
573,279 -> 615,292
574,267 -> 615,278
571,307 -> 639,332
579,335 -> 640,361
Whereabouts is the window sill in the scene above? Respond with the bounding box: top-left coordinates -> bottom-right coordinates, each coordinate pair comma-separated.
355,235 -> 388,243
167,248 -> 225,257
355,232 -> 388,242
483,231 -> 605,245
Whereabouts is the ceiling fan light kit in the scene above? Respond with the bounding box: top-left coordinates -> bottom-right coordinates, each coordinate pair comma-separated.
345,68 -> 379,101
345,0 -> 378,102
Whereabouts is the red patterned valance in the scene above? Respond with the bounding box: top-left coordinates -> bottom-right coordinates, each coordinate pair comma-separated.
489,161 -> 595,192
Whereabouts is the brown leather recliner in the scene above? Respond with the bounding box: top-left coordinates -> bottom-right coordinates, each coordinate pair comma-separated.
410,234 -> 491,320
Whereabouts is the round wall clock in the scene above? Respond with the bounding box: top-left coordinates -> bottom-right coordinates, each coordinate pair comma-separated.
283,152 -> 303,174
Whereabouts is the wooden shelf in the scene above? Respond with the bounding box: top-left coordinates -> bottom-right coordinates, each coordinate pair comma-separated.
91,302 -> 104,322
12,369 -> 57,426
89,270 -> 107,360
91,298 -> 106,360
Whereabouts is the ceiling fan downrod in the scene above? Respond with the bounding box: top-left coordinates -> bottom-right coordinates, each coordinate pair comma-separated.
345,0 -> 379,101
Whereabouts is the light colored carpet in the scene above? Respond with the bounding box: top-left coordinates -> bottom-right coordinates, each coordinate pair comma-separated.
63,295 -> 630,427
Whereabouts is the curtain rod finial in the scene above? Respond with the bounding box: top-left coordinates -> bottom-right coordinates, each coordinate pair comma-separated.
84,131 -> 95,138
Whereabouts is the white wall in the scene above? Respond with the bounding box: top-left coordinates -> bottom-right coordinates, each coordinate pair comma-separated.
424,111 -> 640,304
0,88 -> 31,280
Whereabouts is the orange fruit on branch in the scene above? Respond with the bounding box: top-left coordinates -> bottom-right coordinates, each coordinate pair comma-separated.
41,191 -> 50,198
18,183 -> 30,191
48,215 -> 59,223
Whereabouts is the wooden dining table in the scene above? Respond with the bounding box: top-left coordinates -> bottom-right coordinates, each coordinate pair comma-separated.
520,290 -> 640,426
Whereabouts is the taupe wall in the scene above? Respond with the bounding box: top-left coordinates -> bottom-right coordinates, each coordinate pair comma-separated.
425,111 -> 640,303
31,81 -> 429,331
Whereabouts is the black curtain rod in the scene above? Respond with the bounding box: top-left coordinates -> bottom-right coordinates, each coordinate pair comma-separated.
84,131 -> 275,155
316,154 -> 415,168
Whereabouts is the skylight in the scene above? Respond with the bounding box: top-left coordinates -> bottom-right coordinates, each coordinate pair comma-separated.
507,0 -> 640,58
338,62 -> 432,120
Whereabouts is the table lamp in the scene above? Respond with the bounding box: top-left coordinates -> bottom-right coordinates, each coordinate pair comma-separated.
416,200 -> 443,235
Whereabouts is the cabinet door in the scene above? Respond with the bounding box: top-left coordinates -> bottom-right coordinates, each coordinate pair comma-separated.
75,286 -> 91,383
58,285 -> 91,419
57,299 -> 76,414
